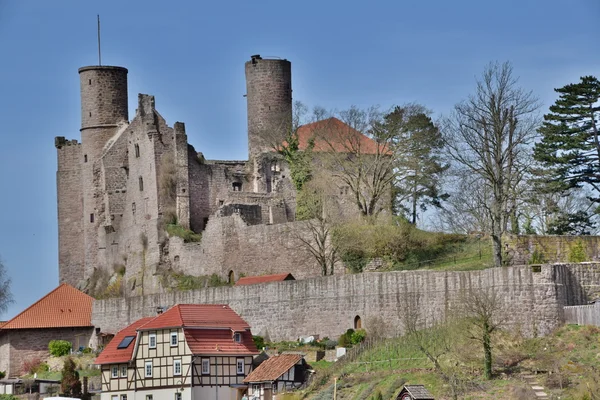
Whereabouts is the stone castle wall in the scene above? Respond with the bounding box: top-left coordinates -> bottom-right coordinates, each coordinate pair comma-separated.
92,263 -> 600,342
505,235 -> 600,266
167,214 -> 329,281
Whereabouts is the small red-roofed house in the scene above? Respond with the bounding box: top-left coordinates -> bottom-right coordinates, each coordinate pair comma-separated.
0,284 -> 94,377
243,353 -> 311,400
95,304 -> 259,400
234,273 -> 295,287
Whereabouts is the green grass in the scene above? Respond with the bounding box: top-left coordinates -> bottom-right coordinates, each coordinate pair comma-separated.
166,224 -> 202,243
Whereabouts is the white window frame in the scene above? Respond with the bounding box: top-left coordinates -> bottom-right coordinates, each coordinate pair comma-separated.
111,365 -> 118,378
112,396 -> 118,400
120,365 -> 127,378
236,358 -> 245,375
148,333 -> 156,349
174,359 -> 182,376
145,361 -> 153,377
201,358 -> 210,375
171,331 -> 178,347
234,332 -> 241,343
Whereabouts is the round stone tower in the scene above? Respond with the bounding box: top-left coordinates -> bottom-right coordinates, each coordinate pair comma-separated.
79,66 -> 128,162
78,65 -> 128,280
245,55 -> 292,159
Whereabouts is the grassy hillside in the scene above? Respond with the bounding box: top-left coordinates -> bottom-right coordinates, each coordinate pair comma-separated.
291,324 -> 600,400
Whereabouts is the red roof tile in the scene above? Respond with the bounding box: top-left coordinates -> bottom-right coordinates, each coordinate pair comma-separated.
1,284 -> 93,329
95,317 -> 154,365
295,117 -> 383,155
234,273 -> 295,286
184,328 -> 258,356
139,304 -> 251,331
244,354 -> 303,383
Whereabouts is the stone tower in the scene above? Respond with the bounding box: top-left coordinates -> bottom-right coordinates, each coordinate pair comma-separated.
78,65 -> 129,278
245,55 -> 292,160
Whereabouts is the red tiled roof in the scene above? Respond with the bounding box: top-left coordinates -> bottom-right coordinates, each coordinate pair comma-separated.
295,117 -> 382,155
244,354 -> 303,383
95,317 -> 154,365
1,284 -> 93,330
184,328 -> 259,356
139,304 -> 250,331
234,273 -> 295,286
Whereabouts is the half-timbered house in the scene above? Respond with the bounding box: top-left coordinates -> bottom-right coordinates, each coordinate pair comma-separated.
96,304 -> 259,400
243,354 -> 311,400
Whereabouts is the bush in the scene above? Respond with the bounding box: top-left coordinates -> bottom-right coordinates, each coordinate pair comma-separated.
0,371 -> 5,379
568,240 -> 587,263
49,340 -> 72,357
21,358 -> 49,375
351,329 -> 366,345
61,357 -> 82,397
253,335 -> 265,350
166,224 -> 202,243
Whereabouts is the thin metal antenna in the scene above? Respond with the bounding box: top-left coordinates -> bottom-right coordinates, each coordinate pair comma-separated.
97,15 -> 102,66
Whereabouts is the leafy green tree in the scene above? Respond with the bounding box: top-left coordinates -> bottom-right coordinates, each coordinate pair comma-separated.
60,357 -> 82,397
375,104 -> 449,224
534,76 -> 600,201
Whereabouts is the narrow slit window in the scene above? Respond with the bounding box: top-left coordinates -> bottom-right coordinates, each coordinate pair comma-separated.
139,177 -> 144,191
84,154 -> 88,163
135,144 -> 140,158
90,214 -> 94,223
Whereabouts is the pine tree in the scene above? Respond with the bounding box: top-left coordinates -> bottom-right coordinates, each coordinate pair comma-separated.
61,357 -> 82,397
376,104 -> 448,224
534,76 -> 600,201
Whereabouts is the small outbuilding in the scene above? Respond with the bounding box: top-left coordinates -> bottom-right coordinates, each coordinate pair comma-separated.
244,353 -> 311,400
396,384 -> 435,400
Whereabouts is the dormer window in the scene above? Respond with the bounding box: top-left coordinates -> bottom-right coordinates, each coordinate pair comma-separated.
234,332 -> 242,343
149,333 -> 156,349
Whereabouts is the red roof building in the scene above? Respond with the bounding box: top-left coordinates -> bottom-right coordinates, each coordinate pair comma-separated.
234,273 -> 295,286
96,304 -> 259,400
295,117 -> 383,155
0,284 -> 95,378
244,353 -> 311,399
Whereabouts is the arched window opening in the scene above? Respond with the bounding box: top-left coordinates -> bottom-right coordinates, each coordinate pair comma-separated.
232,182 -> 242,191
354,315 -> 362,330
228,270 -> 235,284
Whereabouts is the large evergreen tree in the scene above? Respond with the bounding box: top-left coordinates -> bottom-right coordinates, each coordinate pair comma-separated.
61,357 -> 82,397
534,76 -> 600,201
375,104 -> 449,224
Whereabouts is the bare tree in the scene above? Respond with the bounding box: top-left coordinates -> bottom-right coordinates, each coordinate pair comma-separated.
442,62 -> 540,266
315,106 -> 395,217
0,257 -> 13,317
459,288 -> 505,380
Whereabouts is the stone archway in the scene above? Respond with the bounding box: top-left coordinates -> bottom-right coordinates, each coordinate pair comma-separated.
228,270 -> 235,284
354,315 -> 362,330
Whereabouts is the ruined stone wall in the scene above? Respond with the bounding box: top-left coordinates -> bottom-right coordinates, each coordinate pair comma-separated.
187,147 -> 211,233
56,138 -> 84,286
93,264 -> 600,342
167,214 -> 324,281
505,235 -> 600,266
0,328 -> 94,378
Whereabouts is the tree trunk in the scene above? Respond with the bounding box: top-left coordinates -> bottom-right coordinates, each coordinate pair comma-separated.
483,322 -> 493,379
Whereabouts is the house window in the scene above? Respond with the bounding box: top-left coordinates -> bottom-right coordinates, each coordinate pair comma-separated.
135,144 -> 140,158
146,396 -> 153,400
121,365 -> 127,377
111,365 -> 118,378
234,332 -> 242,343
139,176 -> 144,191
149,333 -> 156,349
171,331 -> 178,347
145,361 -> 153,377
112,396 -> 118,400
201,358 -> 210,375
252,384 -> 260,395
121,395 -> 127,400
236,358 -> 245,375
174,359 -> 182,376
174,393 -> 181,400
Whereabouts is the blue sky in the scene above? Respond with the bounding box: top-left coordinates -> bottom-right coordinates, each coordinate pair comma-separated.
0,0 -> 598,319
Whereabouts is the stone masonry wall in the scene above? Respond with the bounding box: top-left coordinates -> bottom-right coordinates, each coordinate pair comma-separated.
0,327 -> 94,378
506,235 -> 600,266
167,214 -> 327,281
93,264 -> 600,342
55,138 -> 84,285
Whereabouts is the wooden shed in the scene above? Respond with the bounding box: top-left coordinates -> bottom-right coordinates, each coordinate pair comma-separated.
396,384 -> 434,400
